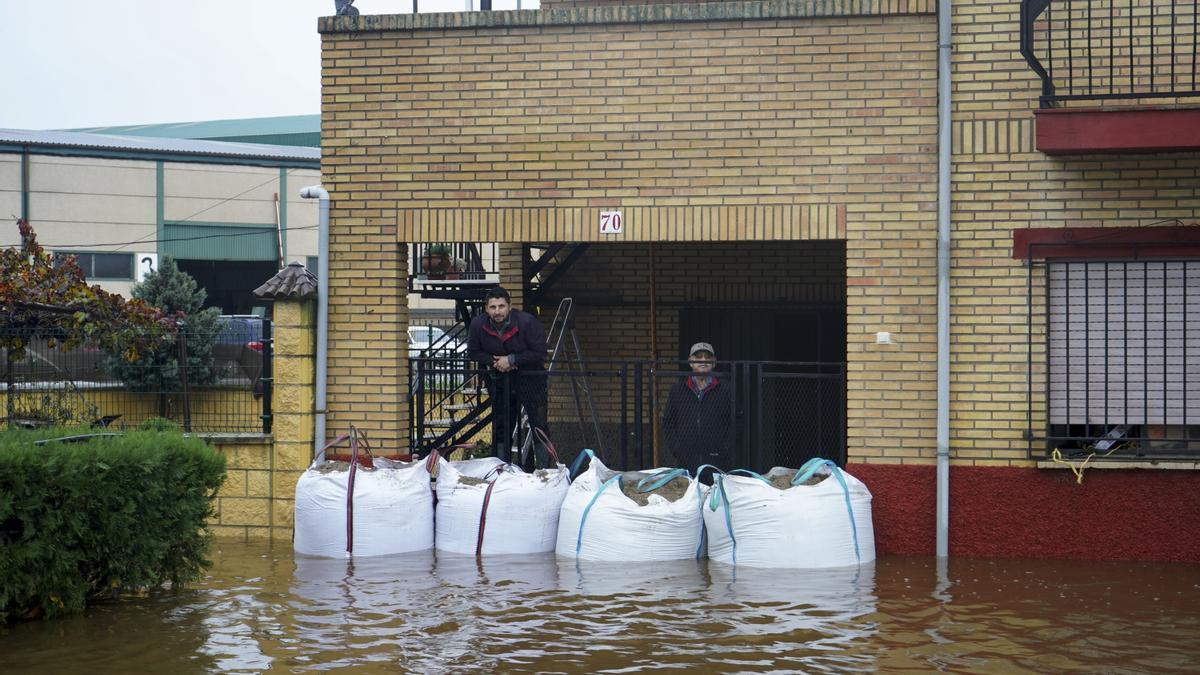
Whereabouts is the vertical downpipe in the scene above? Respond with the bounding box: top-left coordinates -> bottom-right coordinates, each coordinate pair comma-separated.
301,186 -> 330,459
936,0 -> 953,559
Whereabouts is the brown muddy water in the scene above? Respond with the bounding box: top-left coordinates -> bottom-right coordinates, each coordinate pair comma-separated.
2,542 -> 1199,674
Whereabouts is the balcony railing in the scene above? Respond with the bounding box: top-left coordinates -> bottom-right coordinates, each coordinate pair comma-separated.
1021,0 -> 1200,107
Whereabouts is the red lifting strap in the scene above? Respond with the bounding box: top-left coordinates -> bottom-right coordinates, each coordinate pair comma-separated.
475,463 -> 507,557
345,429 -> 360,555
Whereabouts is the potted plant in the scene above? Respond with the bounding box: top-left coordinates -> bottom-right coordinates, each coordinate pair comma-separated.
421,243 -> 452,279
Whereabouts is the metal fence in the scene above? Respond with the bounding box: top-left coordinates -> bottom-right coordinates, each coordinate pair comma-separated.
411,358 -> 846,472
0,321 -> 272,433
1021,0 -> 1200,106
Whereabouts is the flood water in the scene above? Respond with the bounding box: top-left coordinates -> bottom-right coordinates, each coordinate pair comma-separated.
3,541 -> 1199,674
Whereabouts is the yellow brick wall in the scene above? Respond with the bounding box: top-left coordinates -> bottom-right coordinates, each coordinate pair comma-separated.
320,166 -> 409,451
498,243 -> 526,309
208,299 -> 318,541
321,1 -> 941,462
268,300 -> 318,535
208,436 -> 276,541
949,0 -> 1200,466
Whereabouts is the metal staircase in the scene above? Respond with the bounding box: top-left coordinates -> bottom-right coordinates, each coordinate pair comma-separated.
410,296 -> 605,459
408,241 -> 598,457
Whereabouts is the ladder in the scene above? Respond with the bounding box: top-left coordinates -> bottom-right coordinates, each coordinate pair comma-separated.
511,297 -> 606,466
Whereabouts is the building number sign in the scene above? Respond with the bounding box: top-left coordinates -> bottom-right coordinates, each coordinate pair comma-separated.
599,210 -> 624,235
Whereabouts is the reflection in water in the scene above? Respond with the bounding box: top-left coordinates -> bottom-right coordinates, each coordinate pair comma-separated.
2,543 -> 1199,673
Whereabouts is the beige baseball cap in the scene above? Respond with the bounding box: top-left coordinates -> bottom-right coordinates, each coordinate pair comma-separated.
689,342 -> 715,357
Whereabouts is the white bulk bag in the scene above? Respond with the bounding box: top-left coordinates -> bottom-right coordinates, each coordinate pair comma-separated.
434,456 -> 570,555
294,435 -> 434,558
704,459 -> 875,569
556,451 -> 706,562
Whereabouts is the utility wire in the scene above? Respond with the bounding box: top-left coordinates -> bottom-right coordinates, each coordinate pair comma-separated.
4,225 -> 319,252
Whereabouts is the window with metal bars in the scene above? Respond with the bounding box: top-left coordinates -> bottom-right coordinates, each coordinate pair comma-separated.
1039,259 -> 1200,459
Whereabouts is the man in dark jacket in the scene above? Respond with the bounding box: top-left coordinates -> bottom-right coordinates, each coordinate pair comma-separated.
663,342 -> 734,481
467,287 -> 549,467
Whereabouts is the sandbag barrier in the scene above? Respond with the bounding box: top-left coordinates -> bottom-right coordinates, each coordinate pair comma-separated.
294,426 -> 435,558
295,431 -> 874,568
703,457 -> 876,569
557,449 -> 707,562
433,429 -> 570,557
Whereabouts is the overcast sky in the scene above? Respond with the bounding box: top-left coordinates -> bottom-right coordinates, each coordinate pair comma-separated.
0,0 -> 536,130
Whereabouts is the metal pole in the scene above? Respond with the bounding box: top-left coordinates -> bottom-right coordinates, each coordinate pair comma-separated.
620,362 -> 628,468
300,186 -> 329,459
633,362 -> 644,469
935,0 -> 953,559
178,322 -> 192,432
261,319 -> 273,434
649,242 -> 660,467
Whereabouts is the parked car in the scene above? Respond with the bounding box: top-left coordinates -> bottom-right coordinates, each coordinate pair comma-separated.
7,315 -> 266,388
408,325 -> 447,359
408,325 -> 468,392
215,315 -> 266,387
10,338 -> 106,382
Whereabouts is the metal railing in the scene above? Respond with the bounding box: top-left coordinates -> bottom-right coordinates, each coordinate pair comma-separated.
408,242 -> 496,283
410,358 -> 846,472
0,322 -> 272,433
1026,256 -> 1200,459
1021,0 -> 1200,106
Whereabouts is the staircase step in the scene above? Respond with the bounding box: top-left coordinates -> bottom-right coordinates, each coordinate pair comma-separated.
444,403 -> 477,411
425,419 -> 457,428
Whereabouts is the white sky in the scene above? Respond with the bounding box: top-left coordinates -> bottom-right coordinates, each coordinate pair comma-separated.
0,0 -> 536,130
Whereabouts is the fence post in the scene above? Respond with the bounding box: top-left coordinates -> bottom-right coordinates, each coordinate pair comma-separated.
261,319 -> 273,434
177,321 -> 192,433
840,363 -> 847,465
632,361 -> 643,470
620,361 -> 628,470
414,358 -> 425,457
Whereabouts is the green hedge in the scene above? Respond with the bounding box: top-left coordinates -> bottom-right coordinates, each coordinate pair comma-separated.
0,428 -> 225,622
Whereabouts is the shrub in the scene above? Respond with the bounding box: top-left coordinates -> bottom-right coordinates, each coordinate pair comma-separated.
103,256 -> 222,393
0,428 -> 225,623
137,417 -> 181,432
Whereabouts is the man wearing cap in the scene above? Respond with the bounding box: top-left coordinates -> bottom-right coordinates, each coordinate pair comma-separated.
663,342 -> 734,480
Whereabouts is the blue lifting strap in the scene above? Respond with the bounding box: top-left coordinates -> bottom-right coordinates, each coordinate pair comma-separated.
635,467 -> 689,493
790,458 -> 861,565
575,473 -> 622,555
706,474 -> 738,565
568,448 -> 596,482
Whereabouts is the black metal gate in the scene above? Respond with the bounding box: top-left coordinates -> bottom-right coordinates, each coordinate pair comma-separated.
412,358 -> 846,471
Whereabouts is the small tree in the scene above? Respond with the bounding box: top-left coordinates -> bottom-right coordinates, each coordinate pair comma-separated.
0,220 -> 170,424
104,257 -> 222,397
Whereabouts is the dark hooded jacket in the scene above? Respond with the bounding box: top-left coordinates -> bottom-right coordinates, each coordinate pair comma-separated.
663,375 -> 734,471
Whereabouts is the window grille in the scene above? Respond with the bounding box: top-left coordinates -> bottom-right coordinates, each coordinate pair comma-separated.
1038,259 -> 1200,457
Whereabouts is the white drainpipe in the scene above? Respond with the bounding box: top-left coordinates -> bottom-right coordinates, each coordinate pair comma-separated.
300,186 -> 330,458
936,0 -> 953,558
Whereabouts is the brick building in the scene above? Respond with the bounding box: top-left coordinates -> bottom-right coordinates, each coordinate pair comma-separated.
316,0 -> 1200,561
